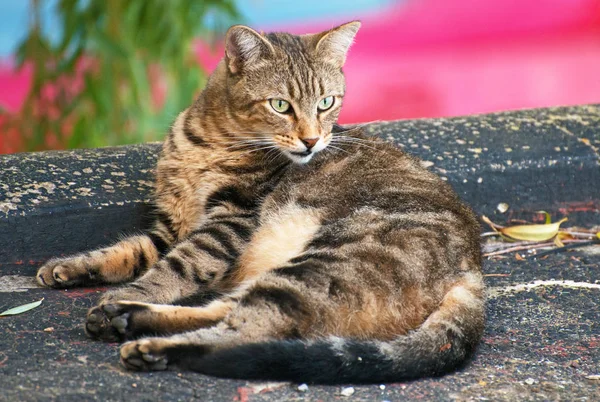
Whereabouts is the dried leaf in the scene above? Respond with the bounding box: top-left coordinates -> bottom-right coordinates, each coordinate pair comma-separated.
500,218 -> 568,242
0,298 -> 44,316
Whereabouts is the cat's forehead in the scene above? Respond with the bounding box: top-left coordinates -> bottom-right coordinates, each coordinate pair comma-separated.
264,32 -> 308,54
243,33 -> 344,96
263,32 -> 329,67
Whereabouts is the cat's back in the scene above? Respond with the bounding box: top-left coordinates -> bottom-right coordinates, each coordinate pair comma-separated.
286,131 -> 470,215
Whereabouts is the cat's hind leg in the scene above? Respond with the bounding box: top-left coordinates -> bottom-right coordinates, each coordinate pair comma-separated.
85,299 -> 234,342
119,274 -> 312,371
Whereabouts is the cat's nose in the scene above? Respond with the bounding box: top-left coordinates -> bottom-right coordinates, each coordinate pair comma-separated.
301,137 -> 319,150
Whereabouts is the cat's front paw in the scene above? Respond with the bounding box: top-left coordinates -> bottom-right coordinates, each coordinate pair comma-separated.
120,338 -> 170,371
36,257 -> 95,288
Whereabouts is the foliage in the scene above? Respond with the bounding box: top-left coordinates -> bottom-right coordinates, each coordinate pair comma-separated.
9,0 -> 238,151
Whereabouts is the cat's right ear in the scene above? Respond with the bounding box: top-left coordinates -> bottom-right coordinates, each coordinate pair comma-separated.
225,25 -> 275,74
314,21 -> 361,68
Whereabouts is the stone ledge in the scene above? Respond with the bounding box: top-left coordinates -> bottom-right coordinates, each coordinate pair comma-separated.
2,105 -> 599,275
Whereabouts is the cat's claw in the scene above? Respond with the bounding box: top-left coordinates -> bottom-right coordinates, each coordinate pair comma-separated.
120,339 -> 169,371
85,304 -> 122,342
85,301 -> 151,341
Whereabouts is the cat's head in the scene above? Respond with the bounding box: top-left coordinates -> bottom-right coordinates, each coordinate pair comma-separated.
222,21 -> 360,164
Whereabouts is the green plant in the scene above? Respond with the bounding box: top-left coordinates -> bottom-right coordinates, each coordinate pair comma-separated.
12,0 -> 238,151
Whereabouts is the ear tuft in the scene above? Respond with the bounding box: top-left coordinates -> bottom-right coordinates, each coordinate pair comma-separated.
315,21 -> 361,68
225,25 -> 274,74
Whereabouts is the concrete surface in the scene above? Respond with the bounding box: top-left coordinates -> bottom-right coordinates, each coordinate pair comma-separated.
1,105 -> 599,401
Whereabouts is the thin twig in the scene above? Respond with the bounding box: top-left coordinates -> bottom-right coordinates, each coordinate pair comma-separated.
560,229 -> 599,237
483,239 -> 558,253
483,239 -> 591,257
526,238 -> 600,259
483,242 -> 555,257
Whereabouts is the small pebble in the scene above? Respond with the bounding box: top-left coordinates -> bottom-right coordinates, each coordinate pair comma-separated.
379,384 -> 386,390
524,378 -> 536,385
297,383 -> 309,392
497,203 -> 509,213
131,383 -> 137,388
340,386 -> 355,396
43,327 -> 54,332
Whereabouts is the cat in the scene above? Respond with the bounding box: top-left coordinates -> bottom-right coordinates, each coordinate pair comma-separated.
36,21 -> 484,384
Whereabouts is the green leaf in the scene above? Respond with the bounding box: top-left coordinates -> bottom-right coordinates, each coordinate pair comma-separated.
0,298 -> 44,316
91,29 -> 128,58
68,116 -> 88,148
128,56 -> 150,106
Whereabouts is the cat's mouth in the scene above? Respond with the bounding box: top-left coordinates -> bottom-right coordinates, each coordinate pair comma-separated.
284,150 -> 315,164
283,138 -> 329,164
290,150 -> 312,157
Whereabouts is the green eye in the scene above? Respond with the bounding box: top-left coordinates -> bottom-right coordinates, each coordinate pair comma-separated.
318,96 -> 335,111
270,99 -> 291,113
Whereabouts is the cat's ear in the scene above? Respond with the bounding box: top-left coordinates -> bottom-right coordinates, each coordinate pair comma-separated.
225,25 -> 275,74
314,21 -> 361,68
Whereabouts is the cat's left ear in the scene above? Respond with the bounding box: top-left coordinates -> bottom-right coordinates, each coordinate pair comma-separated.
314,21 -> 361,68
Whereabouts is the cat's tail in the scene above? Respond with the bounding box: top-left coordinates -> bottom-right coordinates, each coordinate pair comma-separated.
183,272 -> 485,384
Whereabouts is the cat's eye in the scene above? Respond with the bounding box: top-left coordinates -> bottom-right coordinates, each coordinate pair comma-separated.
318,96 -> 335,111
270,99 -> 291,113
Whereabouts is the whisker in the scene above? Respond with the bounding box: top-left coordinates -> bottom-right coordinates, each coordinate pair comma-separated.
219,138 -> 273,143
263,148 -> 284,165
326,144 -> 350,154
333,134 -> 378,143
331,138 -> 382,153
221,136 -> 274,139
334,121 -> 382,135
245,145 -> 279,154
223,143 -> 274,151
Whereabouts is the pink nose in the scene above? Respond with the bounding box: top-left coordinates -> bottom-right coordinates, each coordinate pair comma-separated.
301,137 -> 319,149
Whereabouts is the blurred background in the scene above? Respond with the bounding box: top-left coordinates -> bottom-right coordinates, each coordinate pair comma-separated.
1,0 -> 600,154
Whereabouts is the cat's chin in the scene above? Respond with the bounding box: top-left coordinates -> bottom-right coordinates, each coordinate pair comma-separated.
284,151 -> 315,164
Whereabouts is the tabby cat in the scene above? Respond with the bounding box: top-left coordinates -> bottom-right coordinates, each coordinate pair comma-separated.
36,21 -> 484,384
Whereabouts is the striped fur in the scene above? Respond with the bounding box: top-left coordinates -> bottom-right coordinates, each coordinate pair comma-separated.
37,21 -> 484,383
